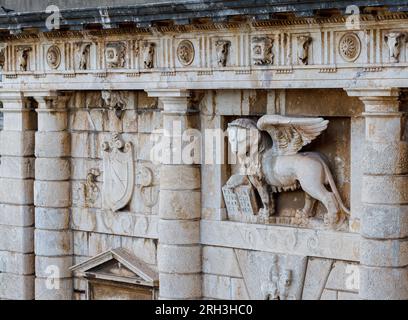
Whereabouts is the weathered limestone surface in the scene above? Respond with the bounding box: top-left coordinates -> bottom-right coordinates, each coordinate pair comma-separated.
0,93 -> 35,300
1,2 -> 408,301
148,89 -> 202,300
348,88 -> 408,300
33,94 -> 73,300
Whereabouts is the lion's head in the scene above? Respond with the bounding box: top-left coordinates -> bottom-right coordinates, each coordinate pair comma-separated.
227,118 -> 272,162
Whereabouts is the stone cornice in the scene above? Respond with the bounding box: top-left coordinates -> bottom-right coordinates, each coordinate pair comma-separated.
0,0 -> 407,34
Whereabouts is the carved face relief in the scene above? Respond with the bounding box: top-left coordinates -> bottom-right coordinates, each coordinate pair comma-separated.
385,32 -> 406,63
101,91 -> 128,119
251,37 -> 274,65
75,43 -> 91,70
215,40 -> 230,67
177,40 -> 195,66
297,36 -> 312,65
16,46 -> 32,71
46,45 -> 61,69
227,126 -> 249,158
143,42 -> 155,69
106,42 -> 126,68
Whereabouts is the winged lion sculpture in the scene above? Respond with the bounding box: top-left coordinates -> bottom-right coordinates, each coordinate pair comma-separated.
226,115 -> 350,229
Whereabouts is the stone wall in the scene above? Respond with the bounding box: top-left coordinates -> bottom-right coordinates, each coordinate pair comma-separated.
202,246 -> 359,300
67,91 -> 160,300
199,89 -> 361,300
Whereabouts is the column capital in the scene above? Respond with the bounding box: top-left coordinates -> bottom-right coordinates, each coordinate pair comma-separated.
345,88 -> 401,113
32,94 -> 71,112
146,89 -> 190,98
0,91 -> 24,102
345,88 -> 400,98
146,89 -> 191,113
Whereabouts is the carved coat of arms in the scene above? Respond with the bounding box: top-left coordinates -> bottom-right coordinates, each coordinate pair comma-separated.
102,133 -> 134,212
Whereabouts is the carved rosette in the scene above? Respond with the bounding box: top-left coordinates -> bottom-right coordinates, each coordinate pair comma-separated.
101,133 -> 134,212
177,40 -> 195,66
338,33 -> 361,62
105,42 -> 126,68
46,45 -> 61,69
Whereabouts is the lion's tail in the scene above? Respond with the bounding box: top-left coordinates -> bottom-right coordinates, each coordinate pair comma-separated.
320,158 -> 350,216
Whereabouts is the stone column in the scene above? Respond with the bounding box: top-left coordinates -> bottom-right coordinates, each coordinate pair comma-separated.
147,89 -> 202,300
0,92 -> 35,300
33,93 -> 72,300
347,88 -> 408,300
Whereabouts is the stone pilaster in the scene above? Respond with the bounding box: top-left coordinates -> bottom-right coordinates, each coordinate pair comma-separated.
0,92 -> 35,300
347,88 -> 408,300
33,93 -> 72,300
147,89 -> 202,300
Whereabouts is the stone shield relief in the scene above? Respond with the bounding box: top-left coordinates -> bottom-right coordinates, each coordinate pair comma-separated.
102,133 -> 134,212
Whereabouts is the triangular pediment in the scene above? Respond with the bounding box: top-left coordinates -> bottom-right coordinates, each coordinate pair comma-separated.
70,248 -> 158,286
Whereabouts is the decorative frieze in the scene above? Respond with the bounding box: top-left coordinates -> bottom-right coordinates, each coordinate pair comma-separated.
2,21 -> 408,80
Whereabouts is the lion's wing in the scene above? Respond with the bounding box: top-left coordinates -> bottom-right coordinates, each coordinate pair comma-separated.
257,115 -> 329,155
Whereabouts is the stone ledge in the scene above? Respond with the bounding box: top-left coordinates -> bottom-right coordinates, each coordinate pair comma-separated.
201,220 -> 360,262
71,207 -> 158,239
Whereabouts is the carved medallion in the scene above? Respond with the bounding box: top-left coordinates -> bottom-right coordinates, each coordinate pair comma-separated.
177,40 -> 195,66
106,42 -> 126,68
46,45 -> 61,69
102,133 -> 134,212
338,33 -> 361,62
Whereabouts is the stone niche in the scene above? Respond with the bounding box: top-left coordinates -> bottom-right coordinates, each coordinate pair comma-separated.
70,248 -> 159,300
